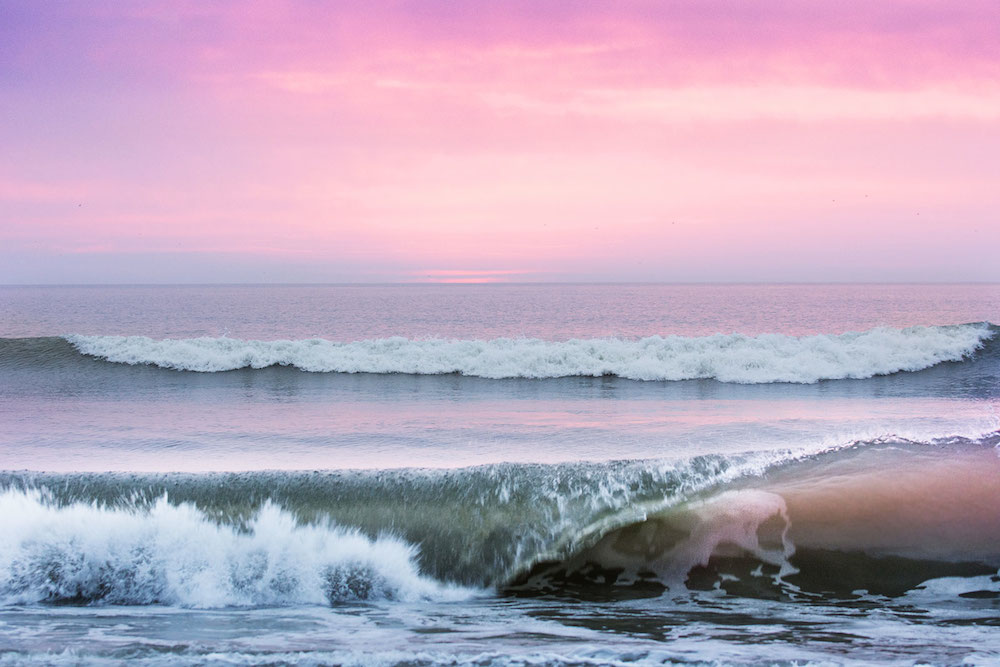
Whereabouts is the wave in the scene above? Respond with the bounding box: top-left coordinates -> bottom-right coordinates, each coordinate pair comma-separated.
46,323 -> 997,383
0,491 -> 472,607
2,433 -> 998,606
513,437 -> 1000,598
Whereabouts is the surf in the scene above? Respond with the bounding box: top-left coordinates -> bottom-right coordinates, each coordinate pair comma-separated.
0,492 -> 474,607
2,433 -> 998,606
22,322 -> 995,382
513,438 -> 1000,599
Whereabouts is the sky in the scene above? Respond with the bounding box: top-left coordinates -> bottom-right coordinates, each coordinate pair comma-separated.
1,0 -> 999,284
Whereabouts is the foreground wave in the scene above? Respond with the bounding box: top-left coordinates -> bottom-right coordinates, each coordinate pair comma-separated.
0,494 -> 471,607
51,322 -> 997,383
2,433 -> 998,607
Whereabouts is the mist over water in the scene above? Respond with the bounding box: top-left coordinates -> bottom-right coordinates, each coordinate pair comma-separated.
2,284 -> 999,665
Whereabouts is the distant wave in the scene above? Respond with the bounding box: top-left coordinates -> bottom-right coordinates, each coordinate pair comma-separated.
60,323 -> 996,383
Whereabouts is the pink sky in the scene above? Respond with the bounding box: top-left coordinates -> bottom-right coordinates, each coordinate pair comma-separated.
2,0 -> 999,283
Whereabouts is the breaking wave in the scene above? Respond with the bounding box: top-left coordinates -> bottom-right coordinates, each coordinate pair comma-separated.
0,492 -> 472,607
2,433 -> 998,606
55,323 -> 996,383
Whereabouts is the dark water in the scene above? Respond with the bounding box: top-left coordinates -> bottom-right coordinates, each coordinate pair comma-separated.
1,284 -> 999,665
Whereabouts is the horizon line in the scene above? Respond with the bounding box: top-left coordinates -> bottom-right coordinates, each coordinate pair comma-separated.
3,280 -> 1000,288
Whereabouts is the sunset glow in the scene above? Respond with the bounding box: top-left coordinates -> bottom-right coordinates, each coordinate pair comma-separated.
2,1 -> 999,283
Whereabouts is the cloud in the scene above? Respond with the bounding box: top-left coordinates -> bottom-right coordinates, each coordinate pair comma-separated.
482,86 -> 1000,122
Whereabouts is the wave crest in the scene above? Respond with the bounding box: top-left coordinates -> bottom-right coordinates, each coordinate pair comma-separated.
3,433 -> 999,605
64,323 -> 994,383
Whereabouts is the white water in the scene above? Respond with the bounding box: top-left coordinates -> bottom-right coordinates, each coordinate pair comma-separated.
66,323 -> 993,383
0,491 -> 472,607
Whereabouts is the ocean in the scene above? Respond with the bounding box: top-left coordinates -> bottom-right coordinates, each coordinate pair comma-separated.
0,283 -> 998,666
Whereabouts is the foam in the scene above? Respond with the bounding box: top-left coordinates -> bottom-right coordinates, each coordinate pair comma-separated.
65,322 -> 993,383
0,491 -> 473,607
0,446 -> 800,592
2,435 -> 998,605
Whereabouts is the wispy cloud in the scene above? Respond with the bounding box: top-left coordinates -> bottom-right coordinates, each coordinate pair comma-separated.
481,85 -> 1000,122
2,1 -> 999,282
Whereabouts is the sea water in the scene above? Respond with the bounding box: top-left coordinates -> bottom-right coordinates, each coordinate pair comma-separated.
0,283 -> 998,665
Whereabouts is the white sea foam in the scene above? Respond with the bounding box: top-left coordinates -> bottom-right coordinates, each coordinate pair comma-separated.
66,323 -> 993,383
0,491 -> 472,607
